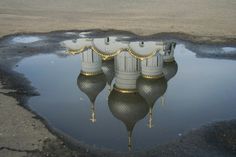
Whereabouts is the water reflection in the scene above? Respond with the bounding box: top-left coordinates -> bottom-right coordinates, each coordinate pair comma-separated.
76,60 -> 178,150
108,89 -> 149,151
77,73 -> 106,123
15,42 -> 236,152
67,36 -> 178,150
137,77 -> 167,128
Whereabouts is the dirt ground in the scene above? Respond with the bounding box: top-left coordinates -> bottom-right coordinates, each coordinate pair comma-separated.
0,1 -> 236,156
0,82 -> 56,157
0,0 -> 236,39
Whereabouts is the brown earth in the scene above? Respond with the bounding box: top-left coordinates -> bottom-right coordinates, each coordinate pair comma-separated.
0,0 -> 236,40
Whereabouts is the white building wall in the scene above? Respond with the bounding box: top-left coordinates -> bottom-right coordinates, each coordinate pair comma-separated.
163,43 -> 175,62
81,49 -> 102,74
114,51 -> 140,90
141,53 -> 163,77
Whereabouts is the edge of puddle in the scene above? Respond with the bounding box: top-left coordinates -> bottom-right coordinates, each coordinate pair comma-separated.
0,30 -> 236,157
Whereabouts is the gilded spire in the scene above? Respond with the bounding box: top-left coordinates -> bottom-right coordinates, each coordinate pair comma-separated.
148,108 -> 154,128
90,102 -> 96,123
128,131 -> 132,151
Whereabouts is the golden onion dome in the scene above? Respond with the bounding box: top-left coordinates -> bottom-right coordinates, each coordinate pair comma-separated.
108,89 -> 149,150
101,59 -> 115,86
162,61 -> 178,81
137,76 -> 167,107
77,73 -> 106,103
108,90 -> 149,132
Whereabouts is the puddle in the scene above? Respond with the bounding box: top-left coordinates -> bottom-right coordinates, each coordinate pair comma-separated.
222,47 -> 236,52
11,36 -> 42,43
13,41 -> 236,152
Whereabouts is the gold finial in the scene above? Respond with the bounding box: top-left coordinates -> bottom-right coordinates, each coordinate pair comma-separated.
90,102 -> 96,123
148,108 -> 154,128
128,131 -> 132,151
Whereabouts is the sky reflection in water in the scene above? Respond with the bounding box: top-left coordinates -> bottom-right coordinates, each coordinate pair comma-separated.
15,44 -> 236,151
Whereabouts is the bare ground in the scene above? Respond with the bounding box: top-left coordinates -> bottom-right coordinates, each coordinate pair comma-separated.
0,0 -> 236,41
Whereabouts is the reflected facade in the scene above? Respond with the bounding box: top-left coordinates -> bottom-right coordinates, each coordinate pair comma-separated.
62,36 -> 178,150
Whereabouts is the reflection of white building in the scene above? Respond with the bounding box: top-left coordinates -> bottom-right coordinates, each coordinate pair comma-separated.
108,88 -> 149,150
77,73 -> 106,123
163,42 -> 176,62
62,35 -> 178,150
137,77 -> 167,128
129,41 -> 165,79
61,36 -> 176,91
61,38 -> 103,76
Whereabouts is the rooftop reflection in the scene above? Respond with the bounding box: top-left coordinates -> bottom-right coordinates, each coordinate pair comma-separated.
14,42 -> 236,152
71,36 -> 178,149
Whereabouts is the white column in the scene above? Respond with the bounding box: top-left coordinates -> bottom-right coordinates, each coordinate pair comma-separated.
163,42 -> 176,62
81,49 -> 102,75
114,51 -> 140,91
141,53 -> 163,78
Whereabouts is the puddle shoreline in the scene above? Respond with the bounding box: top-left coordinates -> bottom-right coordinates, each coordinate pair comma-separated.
1,30 -> 236,46
0,30 -> 236,156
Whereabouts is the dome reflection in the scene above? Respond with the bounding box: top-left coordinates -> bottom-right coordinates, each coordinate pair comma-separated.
137,76 -> 167,128
68,34 -> 178,150
77,73 -> 106,123
108,89 -> 149,150
163,60 -> 178,81
101,59 -> 115,91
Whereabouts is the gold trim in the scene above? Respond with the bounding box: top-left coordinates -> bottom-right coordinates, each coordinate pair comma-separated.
66,46 -> 90,55
128,47 -> 162,60
80,70 -> 103,76
102,56 -> 114,61
65,44 -> 165,60
142,73 -> 164,79
113,85 -> 137,93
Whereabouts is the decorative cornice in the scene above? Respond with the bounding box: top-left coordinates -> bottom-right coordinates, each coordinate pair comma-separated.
80,70 -> 103,76
128,47 -> 161,60
66,46 -> 91,55
66,45 -> 164,60
141,73 -> 164,79
113,85 -> 138,94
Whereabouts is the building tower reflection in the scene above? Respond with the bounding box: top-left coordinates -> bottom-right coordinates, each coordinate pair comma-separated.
62,34 -> 177,150
137,77 -> 167,128
77,73 -> 106,123
101,59 -> 115,91
163,60 -> 178,81
129,41 -> 165,79
163,42 -> 176,63
108,90 -> 149,151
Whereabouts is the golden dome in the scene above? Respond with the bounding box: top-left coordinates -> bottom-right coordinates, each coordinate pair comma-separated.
108,89 -> 149,150
101,59 -> 115,86
77,73 -> 106,103
77,73 -> 106,123
137,76 -> 167,107
162,61 -> 178,81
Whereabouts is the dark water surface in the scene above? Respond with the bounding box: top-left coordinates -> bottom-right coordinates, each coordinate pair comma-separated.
14,44 -> 236,152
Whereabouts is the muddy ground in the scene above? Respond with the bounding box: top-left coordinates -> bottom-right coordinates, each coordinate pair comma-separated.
0,0 -> 236,42
0,31 -> 236,157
